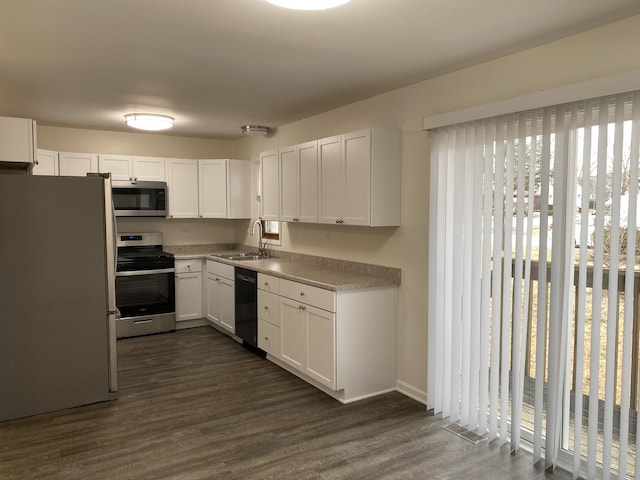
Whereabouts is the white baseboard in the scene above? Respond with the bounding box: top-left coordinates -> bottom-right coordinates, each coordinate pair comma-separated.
396,380 -> 427,405
176,318 -> 208,330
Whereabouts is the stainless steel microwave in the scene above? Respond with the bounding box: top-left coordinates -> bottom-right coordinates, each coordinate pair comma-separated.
112,180 -> 167,217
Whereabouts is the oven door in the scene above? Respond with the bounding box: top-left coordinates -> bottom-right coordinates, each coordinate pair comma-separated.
115,268 -> 175,318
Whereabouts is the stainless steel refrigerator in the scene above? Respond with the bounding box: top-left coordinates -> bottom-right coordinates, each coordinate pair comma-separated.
0,174 -> 118,422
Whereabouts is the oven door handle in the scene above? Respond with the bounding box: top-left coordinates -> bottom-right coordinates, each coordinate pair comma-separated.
116,268 -> 175,277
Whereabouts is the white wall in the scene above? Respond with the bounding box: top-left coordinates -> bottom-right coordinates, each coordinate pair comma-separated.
234,15 -> 640,402
35,15 -> 640,402
37,125 -> 238,159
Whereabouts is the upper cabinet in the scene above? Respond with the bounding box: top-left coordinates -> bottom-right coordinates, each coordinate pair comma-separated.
0,116 -> 36,164
58,152 -> 99,177
259,149 -> 280,221
343,129 -> 401,227
98,154 -> 165,181
263,128 -> 401,227
166,158 -> 251,219
33,149 -> 59,176
280,141 -> 318,223
317,135 -> 343,225
165,158 -> 199,218
198,159 -> 250,219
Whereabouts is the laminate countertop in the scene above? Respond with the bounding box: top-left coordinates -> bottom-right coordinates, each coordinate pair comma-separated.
164,246 -> 401,292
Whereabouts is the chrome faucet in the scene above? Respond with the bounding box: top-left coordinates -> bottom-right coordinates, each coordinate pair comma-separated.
250,219 -> 267,256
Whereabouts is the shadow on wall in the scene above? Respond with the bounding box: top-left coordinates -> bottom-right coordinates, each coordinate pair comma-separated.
286,222 -> 400,260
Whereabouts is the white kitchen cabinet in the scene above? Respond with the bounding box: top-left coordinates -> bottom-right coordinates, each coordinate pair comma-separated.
175,260 -> 203,323
99,155 -> 166,182
259,149 -> 280,221
317,135 -> 343,224
257,274 -> 281,357
58,152 -> 99,177
166,158 -> 199,218
0,116 -> 36,164
279,279 -> 336,389
98,154 -> 132,181
318,129 -> 401,226
103,155 -> 167,181
33,149 -> 59,176
278,146 -> 298,222
258,271 -> 398,403
343,129 -> 401,226
198,159 -> 250,219
279,141 -> 318,223
205,260 -> 235,333
133,156 -> 166,181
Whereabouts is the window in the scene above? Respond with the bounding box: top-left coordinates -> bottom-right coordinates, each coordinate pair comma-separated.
261,220 -> 280,242
428,91 -> 640,478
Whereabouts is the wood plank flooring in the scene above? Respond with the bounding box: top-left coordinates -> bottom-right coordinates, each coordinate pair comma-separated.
0,327 -> 572,479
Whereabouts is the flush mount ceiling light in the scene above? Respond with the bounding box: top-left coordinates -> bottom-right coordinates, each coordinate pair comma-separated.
241,125 -> 270,136
265,0 -> 351,10
124,113 -> 175,131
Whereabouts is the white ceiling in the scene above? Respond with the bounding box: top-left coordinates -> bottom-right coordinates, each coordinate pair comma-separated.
2,0 -> 639,139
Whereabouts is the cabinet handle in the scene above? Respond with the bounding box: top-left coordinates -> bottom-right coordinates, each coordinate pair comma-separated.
215,277 -> 220,281
264,306 -> 269,310
264,336 -> 270,341
293,218 -> 299,222
264,282 -> 269,286
298,305 -> 306,311
299,291 -> 305,296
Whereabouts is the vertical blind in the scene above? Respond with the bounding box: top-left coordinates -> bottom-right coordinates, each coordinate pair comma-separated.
428,90 -> 640,479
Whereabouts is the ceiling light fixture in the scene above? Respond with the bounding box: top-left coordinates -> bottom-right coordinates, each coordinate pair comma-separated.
124,113 -> 175,131
241,125 -> 270,136
265,0 -> 351,11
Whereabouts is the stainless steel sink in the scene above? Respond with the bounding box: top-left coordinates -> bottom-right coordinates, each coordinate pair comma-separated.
215,252 -> 267,261
226,255 -> 265,261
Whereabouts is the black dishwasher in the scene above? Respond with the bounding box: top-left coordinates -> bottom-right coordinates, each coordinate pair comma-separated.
234,267 -> 264,356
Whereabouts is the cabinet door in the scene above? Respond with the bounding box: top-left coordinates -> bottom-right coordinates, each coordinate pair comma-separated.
166,159 -> 199,218
260,149 -> 279,221
175,271 -> 203,321
298,140 -> 318,223
227,160 -> 251,219
258,319 -> 280,358
99,154 -> 133,181
206,272 -> 222,325
218,277 -> 235,333
279,297 -> 306,370
306,305 -> 336,389
342,130 -> 371,226
58,152 -> 98,177
198,159 -> 228,218
33,149 -> 58,176
317,136 -> 343,224
0,117 -> 34,163
133,156 -> 165,181
279,145 -> 299,222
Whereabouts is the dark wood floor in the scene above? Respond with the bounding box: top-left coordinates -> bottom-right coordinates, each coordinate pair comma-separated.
0,327 -> 572,479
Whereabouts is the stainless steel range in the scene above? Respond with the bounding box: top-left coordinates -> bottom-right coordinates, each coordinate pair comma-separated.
115,232 -> 175,338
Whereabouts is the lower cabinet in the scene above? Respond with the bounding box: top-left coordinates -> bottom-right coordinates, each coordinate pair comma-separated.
175,260 -> 203,323
258,272 -> 397,402
206,260 -> 235,333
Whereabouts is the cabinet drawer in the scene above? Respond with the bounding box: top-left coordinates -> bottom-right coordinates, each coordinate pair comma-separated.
258,290 -> 281,326
258,273 -> 280,294
206,259 -> 234,279
258,319 -> 280,357
175,259 -> 202,274
279,279 -> 335,312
